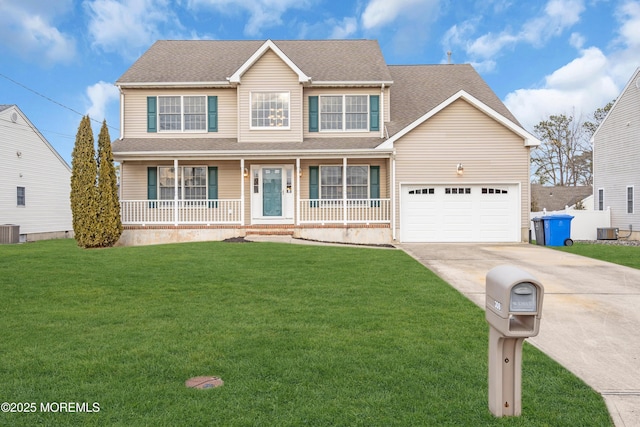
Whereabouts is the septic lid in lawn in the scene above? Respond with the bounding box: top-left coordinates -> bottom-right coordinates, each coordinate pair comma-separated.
185,376 -> 224,389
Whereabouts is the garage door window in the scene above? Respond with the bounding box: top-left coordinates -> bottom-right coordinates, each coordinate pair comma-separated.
408,188 -> 434,195
482,187 -> 508,194
445,187 -> 471,194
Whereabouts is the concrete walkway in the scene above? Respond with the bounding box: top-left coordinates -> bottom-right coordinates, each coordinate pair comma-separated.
399,243 -> 640,427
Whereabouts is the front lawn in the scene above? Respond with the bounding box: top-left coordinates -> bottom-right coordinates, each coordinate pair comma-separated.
0,239 -> 611,426
554,241 -> 640,269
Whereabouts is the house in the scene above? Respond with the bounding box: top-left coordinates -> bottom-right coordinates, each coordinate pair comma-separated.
112,39 -> 540,246
0,104 -> 73,242
592,67 -> 640,240
531,184 -> 593,211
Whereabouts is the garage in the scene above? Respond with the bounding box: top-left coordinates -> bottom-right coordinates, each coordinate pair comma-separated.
400,184 -> 520,242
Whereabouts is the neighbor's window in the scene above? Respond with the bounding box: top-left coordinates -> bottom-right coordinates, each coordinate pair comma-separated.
320,95 -> 368,131
598,188 -> 604,211
17,186 -> 25,206
251,92 -> 289,128
320,165 -> 368,199
158,166 -> 207,200
628,186 -> 634,214
158,96 -> 206,132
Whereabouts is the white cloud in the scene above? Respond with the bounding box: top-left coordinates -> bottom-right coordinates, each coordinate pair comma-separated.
503,1 -> 640,133
329,17 -> 358,39
85,0 -> 184,59
86,81 -> 120,122
445,0 -> 585,63
504,47 -> 619,132
187,0 -> 312,36
361,0 -> 438,29
0,1 -> 76,65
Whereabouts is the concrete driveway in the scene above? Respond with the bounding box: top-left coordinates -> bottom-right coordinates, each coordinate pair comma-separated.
400,243 -> 640,427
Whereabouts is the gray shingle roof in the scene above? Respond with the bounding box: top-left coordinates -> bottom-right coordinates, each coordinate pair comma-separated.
112,137 -> 387,156
386,64 -> 520,137
531,184 -> 593,211
117,39 -> 393,85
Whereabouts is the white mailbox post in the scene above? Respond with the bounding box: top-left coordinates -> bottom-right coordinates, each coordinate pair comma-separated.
486,265 -> 544,417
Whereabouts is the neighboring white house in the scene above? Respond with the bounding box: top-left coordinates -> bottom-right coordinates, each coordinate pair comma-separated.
0,105 -> 73,242
592,68 -> 640,240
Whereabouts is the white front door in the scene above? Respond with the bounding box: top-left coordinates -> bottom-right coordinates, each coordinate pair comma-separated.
251,165 -> 295,224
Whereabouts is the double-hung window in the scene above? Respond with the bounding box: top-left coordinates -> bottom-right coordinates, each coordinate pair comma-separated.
251,92 -> 290,128
598,188 -> 604,211
17,187 -> 25,206
320,166 -> 369,200
158,96 -> 206,132
320,95 -> 368,131
158,166 -> 207,200
628,186 -> 634,214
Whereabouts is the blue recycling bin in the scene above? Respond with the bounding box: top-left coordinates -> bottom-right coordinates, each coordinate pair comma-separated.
543,214 -> 574,246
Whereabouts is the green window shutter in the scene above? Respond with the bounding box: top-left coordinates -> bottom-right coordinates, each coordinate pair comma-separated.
208,166 -> 218,207
208,96 -> 218,132
309,96 -> 318,132
369,95 -> 380,132
147,97 -> 157,133
147,167 -> 157,207
370,166 -> 380,207
309,166 -> 319,207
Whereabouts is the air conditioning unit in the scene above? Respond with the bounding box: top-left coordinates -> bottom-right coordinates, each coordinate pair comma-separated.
0,224 -> 20,244
597,227 -> 619,240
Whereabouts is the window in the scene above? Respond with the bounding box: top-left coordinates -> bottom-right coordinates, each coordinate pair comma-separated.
158,96 -> 206,132
17,187 -> 25,206
409,188 -> 435,195
158,166 -> 207,200
320,165 -> 369,199
446,187 -> 471,194
481,187 -> 507,194
628,186 -> 634,214
598,188 -> 604,211
251,92 -> 289,128
320,95 -> 368,131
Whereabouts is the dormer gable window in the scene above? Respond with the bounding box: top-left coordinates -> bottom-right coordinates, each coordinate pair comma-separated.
251,92 -> 290,129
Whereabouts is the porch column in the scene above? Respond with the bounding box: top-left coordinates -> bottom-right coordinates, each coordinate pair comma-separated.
240,159 -> 245,225
343,157 -> 348,225
296,158 -> 301,226
174,158 -> 179,226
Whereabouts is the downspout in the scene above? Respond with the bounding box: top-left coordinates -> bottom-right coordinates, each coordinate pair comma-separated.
240,159 -> 245,225
391,149 -> 396,241
343,157 -> 348,225
119,88 -> 125,140
380,84 -> 385,139
296,158 -> 301,226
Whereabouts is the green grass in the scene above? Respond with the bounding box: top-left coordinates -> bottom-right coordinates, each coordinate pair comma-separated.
553,242 -> 640,269
0,239 -> 611,426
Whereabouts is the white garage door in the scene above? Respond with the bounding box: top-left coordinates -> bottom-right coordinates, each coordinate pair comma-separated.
400,184 -> 519,242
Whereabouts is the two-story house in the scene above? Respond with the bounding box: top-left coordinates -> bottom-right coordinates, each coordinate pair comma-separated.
592,67 -> 640,240
113,39 -> 539,246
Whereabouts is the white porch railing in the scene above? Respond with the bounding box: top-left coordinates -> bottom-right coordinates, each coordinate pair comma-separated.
120,200 -> 243,225
298,199 -> 391,224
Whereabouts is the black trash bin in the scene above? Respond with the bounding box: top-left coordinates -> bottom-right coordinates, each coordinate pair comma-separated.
532,217 -> 545,245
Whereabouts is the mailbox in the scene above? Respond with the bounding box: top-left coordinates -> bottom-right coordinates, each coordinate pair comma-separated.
486,265 -> 544,337
485,265 -> 544,417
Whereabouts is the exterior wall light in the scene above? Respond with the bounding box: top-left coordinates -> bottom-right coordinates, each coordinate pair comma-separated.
456,163 -> 464,175
243,168 -> 249,178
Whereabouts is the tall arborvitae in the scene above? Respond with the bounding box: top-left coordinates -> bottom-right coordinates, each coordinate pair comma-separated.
96,119 -> 122,247
70,115 -> 99,248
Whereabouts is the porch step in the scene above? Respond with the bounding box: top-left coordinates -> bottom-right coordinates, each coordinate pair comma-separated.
245,227 -> 295,237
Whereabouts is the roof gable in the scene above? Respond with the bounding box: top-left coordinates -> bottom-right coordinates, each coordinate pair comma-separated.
592,67 -> 640,141
377,88 -> 540,149
229,40 -> 309,84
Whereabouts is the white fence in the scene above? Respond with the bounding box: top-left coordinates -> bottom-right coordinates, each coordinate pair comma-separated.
121,200 -> 243,225
530,208 -> 611,241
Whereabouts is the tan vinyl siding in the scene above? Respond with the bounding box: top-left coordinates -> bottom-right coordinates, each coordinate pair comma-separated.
393,99 -> 530,236
122,88 -> 237,139
593,70 -> 640,231
303,87 -> 389,138
121,160 -> 242,201
238,50 -> 302,143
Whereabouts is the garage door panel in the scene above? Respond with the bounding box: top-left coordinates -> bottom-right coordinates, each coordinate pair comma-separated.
401,184 -> 518,242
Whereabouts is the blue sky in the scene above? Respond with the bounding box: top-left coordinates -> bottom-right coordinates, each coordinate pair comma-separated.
1,0 -> 639,164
